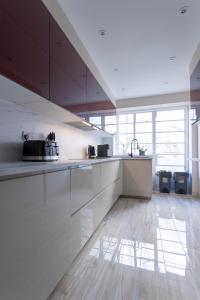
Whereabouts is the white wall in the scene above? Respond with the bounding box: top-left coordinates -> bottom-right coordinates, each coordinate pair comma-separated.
189,41 -> 200,196
190,41 -> 200,75
0,98 -> 102,162
0,76 -> 102,162
116,91 -> 190,110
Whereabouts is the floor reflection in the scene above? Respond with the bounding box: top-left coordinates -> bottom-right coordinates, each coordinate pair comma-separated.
90,215 -> 187,276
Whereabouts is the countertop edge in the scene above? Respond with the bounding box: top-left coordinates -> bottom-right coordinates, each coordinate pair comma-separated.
0,156 -> 153,181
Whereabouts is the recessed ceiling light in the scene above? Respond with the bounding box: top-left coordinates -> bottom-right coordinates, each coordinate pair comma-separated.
169,56 -> 176,61
114,68 -> 119,72
179,6 -> 190,15
121,88 -> 126,91
98,29 -> 106,36
164,82 -> 169,85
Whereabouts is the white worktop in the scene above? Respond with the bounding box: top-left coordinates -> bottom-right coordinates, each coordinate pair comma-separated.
0,156 -> 152,181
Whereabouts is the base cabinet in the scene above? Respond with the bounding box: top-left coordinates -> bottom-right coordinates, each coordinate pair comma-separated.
70,164 -> 101,214
123,159 -> 152,198
0,170 -> 70,300
0,158 -> 152,300
70,177 -> 122,262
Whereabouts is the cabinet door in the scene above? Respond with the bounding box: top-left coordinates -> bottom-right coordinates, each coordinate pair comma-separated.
70,164 -> 101,215
0,2 -> 49,99
86,68 -> 109,103
0,0 -> 49,53
123,160 -> 152,198
70,178 -> 121,261
0,171 -> 70,300
50,16 -> 86,107
100,160 -> 121,190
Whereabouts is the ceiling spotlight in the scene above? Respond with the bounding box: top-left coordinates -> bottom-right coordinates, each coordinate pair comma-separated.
121,88 -> 126,91
169,56 -> 176,61
164,82 -> 169,85
179,6 -> 190,15
114,67 -> 119,72
98,29 -> 106,36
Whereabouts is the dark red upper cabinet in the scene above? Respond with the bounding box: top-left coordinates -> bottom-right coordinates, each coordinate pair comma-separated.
0,0 -> 49,99
86,68 -> 109,103
50,16 -> 86,107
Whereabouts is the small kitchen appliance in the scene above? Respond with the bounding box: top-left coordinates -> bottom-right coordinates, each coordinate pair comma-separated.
23,132 -> 59,161
88,145 -> 96,159
97,144 -> 110,158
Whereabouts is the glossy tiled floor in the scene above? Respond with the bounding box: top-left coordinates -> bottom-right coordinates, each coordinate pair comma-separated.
48,194 -> 200,300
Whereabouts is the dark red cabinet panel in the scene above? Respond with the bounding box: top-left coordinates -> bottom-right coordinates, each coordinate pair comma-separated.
86,68 -> 109,103
0,0 -> 115,119
0,0 -> 49,53
50,16 -> 86,106
0,2 -> 49,99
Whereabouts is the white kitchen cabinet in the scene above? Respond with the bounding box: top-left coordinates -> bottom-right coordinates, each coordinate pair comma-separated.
123,159 -> 152,198
100,160 -> 122,189
70,177 -> 122,261
0,170 -> 70,300
70,164 -> 101,214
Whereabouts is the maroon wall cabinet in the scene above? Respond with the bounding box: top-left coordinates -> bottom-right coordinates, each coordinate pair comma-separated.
50,16 -> 86,107
0,0 -> 50,99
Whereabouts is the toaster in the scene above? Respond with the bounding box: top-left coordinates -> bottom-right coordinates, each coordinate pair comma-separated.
23,140 -> 59,161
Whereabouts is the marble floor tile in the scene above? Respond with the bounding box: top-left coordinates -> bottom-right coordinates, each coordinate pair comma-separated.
48,193 -> 200,300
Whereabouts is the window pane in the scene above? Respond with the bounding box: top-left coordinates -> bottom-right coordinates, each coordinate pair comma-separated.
119,114 -> 133,124
105,115 -> 116,125
89,116 -> 101,125
119,134 -> 133,154
156,166 -> 185,172
156,132 -> 184,143
105,125 -> 116,134
139,143 -> 153,155
136,112 -> 152,122
156,110 -> 184,121
136,133 -> 152,143
119,134 -> 133,144
157,155 -> 184,166
156,144 -> 185,154
119,123 -> 133,134
156,121 -> 184,132
136,122 -> 152,133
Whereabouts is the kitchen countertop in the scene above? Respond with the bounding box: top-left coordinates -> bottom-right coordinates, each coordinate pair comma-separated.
0,156 -> 152,181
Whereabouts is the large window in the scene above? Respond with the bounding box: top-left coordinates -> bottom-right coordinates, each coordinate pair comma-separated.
87,106 -> 189,177
116,107 -> 188,174
155,110 -> 185,172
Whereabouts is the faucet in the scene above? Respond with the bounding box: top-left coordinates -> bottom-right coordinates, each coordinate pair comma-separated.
129,138 -> 139,157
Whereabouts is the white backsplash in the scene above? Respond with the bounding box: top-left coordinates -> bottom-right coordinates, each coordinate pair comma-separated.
0,98 -> 102,162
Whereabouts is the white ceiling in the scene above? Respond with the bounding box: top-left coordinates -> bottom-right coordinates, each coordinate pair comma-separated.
57,0 -> 200,101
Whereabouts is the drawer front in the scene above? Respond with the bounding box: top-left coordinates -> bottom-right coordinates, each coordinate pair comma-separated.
70,164 -> 101,214
70,178 -> 121,261
100,160 -> 121,189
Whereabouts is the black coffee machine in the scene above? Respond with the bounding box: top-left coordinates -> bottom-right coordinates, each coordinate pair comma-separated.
97,144 -> 110,158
